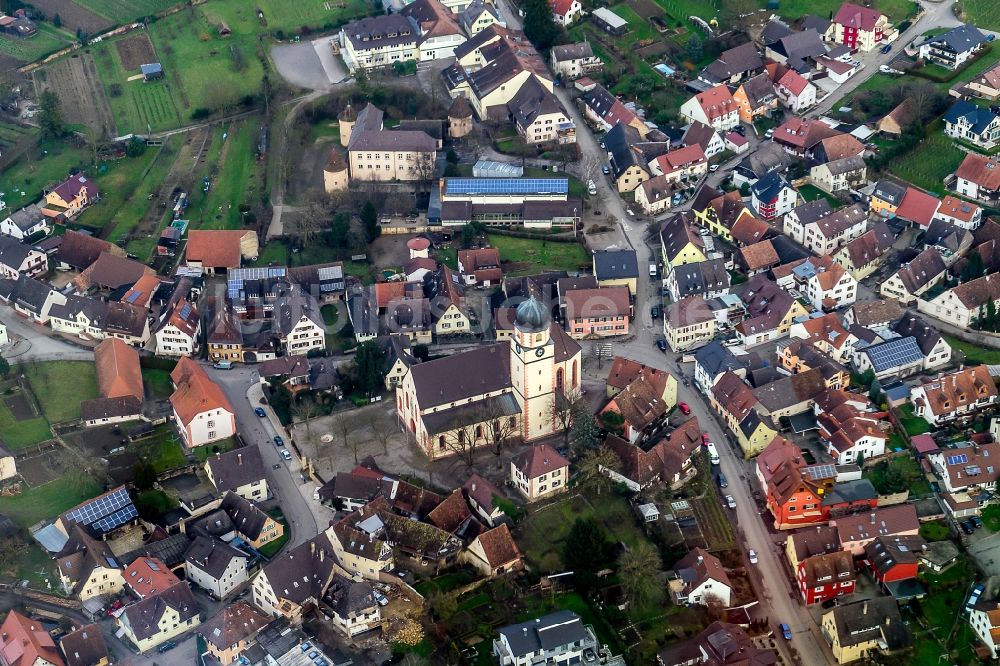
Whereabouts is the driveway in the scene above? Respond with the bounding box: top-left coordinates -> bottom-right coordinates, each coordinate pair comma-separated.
271,37 -> 348,90
0,306 -> 95,363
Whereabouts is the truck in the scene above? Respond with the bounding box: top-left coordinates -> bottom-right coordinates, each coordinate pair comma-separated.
649,262 -> 658,278
213,361 -> 233,370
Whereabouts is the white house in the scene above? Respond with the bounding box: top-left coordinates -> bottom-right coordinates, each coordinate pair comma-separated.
671,548 -> 733,607
679,85 -> 740,131
185,536 -> 250,600
969,602 -> 1000,659
911,366 -> 999,427
510,444 -> 569,502
802,259 -> 858,311
550,0 -> 582,26
943,100 -> 1000,150
154,298 -> 200,358
170,357 -> 237,448
0,235 -> 47,279
919,24 -> 988,70
774,69 -> 816,113
0,204 -> 50,240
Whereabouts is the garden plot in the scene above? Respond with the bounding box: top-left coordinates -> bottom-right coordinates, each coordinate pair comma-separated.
75,0 -> 181,24
27,0 -> 112,34
33,53 -> 116,138
115,32 -> 157,71
0,384 -> 51,451
14,445 -> 65,487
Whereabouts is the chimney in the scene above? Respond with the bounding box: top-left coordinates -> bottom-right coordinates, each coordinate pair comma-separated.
697,555 -> 704,564
237,453 -> 243,465
320,549 -> 325,562
885,616 -> 891,626
310,542 -> 316,555
863,602 -> 868,615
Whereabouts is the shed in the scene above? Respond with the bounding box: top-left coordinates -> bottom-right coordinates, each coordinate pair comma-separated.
636,503 -> 660,522
141,63 -> 164,81
592,7 -> 628,35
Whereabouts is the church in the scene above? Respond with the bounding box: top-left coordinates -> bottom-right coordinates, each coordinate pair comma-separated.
395,297 -> 583,459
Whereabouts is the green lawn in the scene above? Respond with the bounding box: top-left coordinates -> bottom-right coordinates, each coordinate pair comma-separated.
897,403 -> 931,436
93,39 -> 183,133
201,0 -> 372,35
135,425 -> 187,472
983,504 -> 1000,531
1,139 -> 91,212
756,0 -> 917,22
142,368 -> 174,399
964,0 -> 1000,31
77,0 -> 181,23
610,4 -> 657,42
798,183 -> 840,208
0,23 -> 74,63
890,121 -> 965,195
186,121 -> 266,230
0,398 -> 51,450
21,361 -> 99,424
943,334 -> 1000,365
193,437 -> 237,461
919,519 -> 951,541
488,234 -> 590,276
0,478 -> 103,528
414,570 -> 476,597
865,454 -> 932,495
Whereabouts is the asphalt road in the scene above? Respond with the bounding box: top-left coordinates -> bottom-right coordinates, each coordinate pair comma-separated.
0,306 -> 95,362
210,365 -> 320,548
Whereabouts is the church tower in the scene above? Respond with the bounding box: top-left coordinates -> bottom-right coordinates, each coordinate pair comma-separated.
510,296 -> 556,441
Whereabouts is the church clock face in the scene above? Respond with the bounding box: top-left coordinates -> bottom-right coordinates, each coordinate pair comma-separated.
514,342 -> 522,354
535,347 -> 545,357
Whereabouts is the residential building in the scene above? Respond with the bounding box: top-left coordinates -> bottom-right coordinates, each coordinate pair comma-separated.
205,447 -> 268,501
830,2 -> 896,52
660,213 -> 707,268
833,222 -> 895,279
734,274 -> 809,346
169,357 -> 237,448
199,602 -> 268,665
879,247 -> 946,304
636,175 -> 674,215
123,556 -> 180,599
325,575 -> 382,637
865,535 -> 925,590
855,336 -> 925,380
599,362 -> 677,442
44,173 -> 99,217
798,550 -> 856,605
786,525 -> 841,571
461,0 -> 504,36
789,314 -> 857,364
739,239 -> 781,275
402,0 -> 467,62
963,62 -> 1000,100
955,152 -> 1000,203
894,186 -> 941,229
0,204 -> 50,240
774,68 -> 817,112
604,417 -> 702,490
154,297 -> 200,358
679,84 -> 739,131
664,258 -> 729,302
789,203 -> 867,256
821,598 -> 912,663
771,117 -> 840,156
465,523 -> 524,577
60,624 -> 109,666
184,229 -> 259,275
919,23 -> 988,69
549,42 -> 600,79
592,249 -> 638,293
563,286 -> 631,338
911,365 -> 999,426
893,312 -> 952,371
549,0 -> 582,26
755,436 -> 836,529
493,611 -> 601,666
732,72 -> 778,123
670,547 -> 733,607
944,100 -> 1000,150
750,171 -> 798,221
694,341 -> 746,394
252,531 -> 342,620
664,295 -> 717,352
339,14 -> 419,72
507,77 -> 576,145
935,194 -> 982,229
0,235 -> 46,280
653,145 -> 708,184
0,273 -> 65,324
185,536 -> 249,600
832,504 -> 920,555
0,610 -> 65,666
657,622 -> 777,666
810,155 -> 867,193
692,188 -> 756,243
511,444 -> 569,501
463,474 -> 506,526
683,121 -> 725,158
116,584 -> 201,652
816,390 -> 887,465
699,42 -> 764,85
579,86 -> 648,136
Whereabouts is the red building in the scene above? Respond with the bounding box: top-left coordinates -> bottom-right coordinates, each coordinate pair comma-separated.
865,535 -> 925,586
755,436 -> 836,529
797,550 -> 856,605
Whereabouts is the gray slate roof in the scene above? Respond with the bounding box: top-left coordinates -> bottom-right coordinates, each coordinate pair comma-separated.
593,249 -> 638,280
499,610 -> 590,658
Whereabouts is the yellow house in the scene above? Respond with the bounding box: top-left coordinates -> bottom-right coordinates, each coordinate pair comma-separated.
660,213 -> 707,268
56,527 -> 125,601
117,585 -> 201,652
664,296 -> 716,352
869,180 -> 906,219
736,411 -> 778,458
691,188 -> 752,244
200,602 -> 269,666
593,250 -> 639,295
821,598 -> 910,664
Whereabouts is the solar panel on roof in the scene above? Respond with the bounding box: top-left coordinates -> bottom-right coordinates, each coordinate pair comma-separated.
64,487 -> 137,535
126,291 -> 141,304
179,303 -> 192,320
864,337 -> 923,373
444,177 -> 569,196
947,454 -> 969,465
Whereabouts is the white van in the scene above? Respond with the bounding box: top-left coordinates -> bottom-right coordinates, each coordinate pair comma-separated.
706,442 -> 720,465
587,180 -> 597,195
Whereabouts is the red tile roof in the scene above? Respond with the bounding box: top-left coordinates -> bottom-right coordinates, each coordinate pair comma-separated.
186,230 -> 249,269
778,69 -> 810,96
170,357 -> 235,426
94,338 -> 144,401
895,187 -> 941,228
0,610 -> 64,666
473,523 -> 522,568
938,195 -> 981,224
513,443 -> 569,479
956,153 -> 1000,191
123,556 -> 181,598
694,85 -> 738,122
834,2 -> 884,31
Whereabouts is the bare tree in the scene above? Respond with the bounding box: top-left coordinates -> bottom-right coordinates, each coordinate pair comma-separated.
291,395 -> 320,440
479,409 -> 519,470
296,190 -> 333,245
413,153 -> 437,190
720,0 -> 757,30
580,153 -> 601,184
551,389 -> 583,448
576,445 -> 621,496
334,412 -> 364,464
366,410 -> 395,455
0,536 -> 27,576
444,423 -> 479,468
57,445 -> 108,491
618,541 -> 662,606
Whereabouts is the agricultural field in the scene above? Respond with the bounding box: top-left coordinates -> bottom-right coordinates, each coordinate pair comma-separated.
92,31 -> 182,133
185,120 -> 267,230
78,143 -> 166,236
889,121 -> 965,195
74,0 -> 181,24
0,23 -> 74,63
34,52 -> 117,137
27,0 -> 113,34
200,0 -> 373,36
962,0 -> 1000,32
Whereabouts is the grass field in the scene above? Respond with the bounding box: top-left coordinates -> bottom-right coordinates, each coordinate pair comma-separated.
759,0 -> 917,22
201,0 -> 372,35
488,235 -> 590,276
889,121 -> 965,195
611,4 -> 657,42
0,24 -> 74,63
142,368 -> 174,399
0,396 -> 51,450
962,0 -> 1000,32
21,361 -> 99,423
186,121 -> 266,230
0,477 -> 103,528
943,334 -> 1000,364
1,140 -> 91,212
77,0 -> 180,23
77,145 -> 163,234
897,403 -> 931,436
93,37 -> 183,133
137,426 -> 187,472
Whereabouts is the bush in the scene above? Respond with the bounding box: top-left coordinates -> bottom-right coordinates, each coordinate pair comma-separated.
191,108 -> 212,120
108,83 -> 123,98
139,356 -> 177,372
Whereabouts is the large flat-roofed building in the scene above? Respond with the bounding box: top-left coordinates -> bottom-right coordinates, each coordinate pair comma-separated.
438,177 -> 578,229
441,177 -> 569,203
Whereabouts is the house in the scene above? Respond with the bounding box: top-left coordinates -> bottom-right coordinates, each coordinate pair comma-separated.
894,186 -> 941,229
810,155 -> 867,194
876,99 -> 916,135
832,504 -> 920,555
929,440 -> 1000,502
879,247 -> 946,304
184,230 -> 259,275
739,239 -> 781,275
549,42 -> 601,79
507,78 -> 576,145
780,341 -> 851,391
816,391 -> 887,464
679,84 -> 740,132
954,152 -> 1000,204
325,575 -> 382,637
564,286 -> 631,338
657,622 -> 777,666
636,175 -> 675,215
466,523 -> 524,577
458,247 -> 502,287
753,366 -> 828,418
72,252 -> 154,294
789,314 -> 858,365
0,235 -> 47,279
198,601 -> 269,666
463,474 -> 506,526
919,23 -> 988,70
493,611 -> 602,666
815,55 -> 861,83
683,121 -> 726,159
60,624 -> 109,666
116,583 -> 201,652
599,362 -> 677,442
694,341 -> 747,394
401,0 -> 467,62
821,598 -> 912,664
855,336 -> 925,379
339,14 -> 419,72
774,69 -> 817,113
734,274 -> 809,346
460,0 -> 504,36
944,100 -> 1000,150
44,173 -> 99,217
732,72 -> 778,123
920,271 -> 1000,327
700,42 -> 764,85
893,312 -> 952,371
712,373 -> 778,458
664,295 -> 717,352
692,188 -> 757,243
346,104 -> 437,182
664,258 -> 729,302
771,117 -> 840,156
755,436 -> 836,528
56,527 -> 124,600
962,61 -> 1000,100
0,273 -> 66,324
911,365 -> 999,426
786,525 -> 841,570
798,550 -> 855,605
123,556 -> 181,599
511,444 -> 569,501
154,297 -> 200,358
0,610 -> 65,666
934,194 -> 982,229
549,0 -> 582,26
786,203 -> 867,256
185,536 -> 250,599
865,535 -> 925,591
1,204 -> 50,240
82,338 -> 145,428
592,249 -> 638,294
169,357 -> 237,448
830,2 -> 896,52
251,531 -> 343,619
843,299 -> 904,330
205,447 -> 267,501
750,171 -> 798,221
591,7 -> 628,35
580,87 -> 648,136
833,222 -> 895,279
766,27 -> 828,70
653,145 -> 708,184
670,547 -> 733,607
46,229 -> 123,272
604,417 -> 702,490
796,255 -> 858,311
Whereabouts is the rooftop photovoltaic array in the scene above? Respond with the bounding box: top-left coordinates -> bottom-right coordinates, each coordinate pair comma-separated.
228,266 -> 287,299
444,178 -> 569,196
947,453 -> 969,465
863,336 -> 923,372
179,303 -> 192,320
803,464 -> 837,480
63,487 -> 138,535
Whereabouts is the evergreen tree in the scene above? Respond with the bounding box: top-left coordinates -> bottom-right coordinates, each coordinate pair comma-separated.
963,252 -> 985,282
360,201 -> 379,242
353,340 -> 385,396
570,401 -> 600,454
685,34 -> 703,63
38,91 -> 66,140
562,518 -> 613,590
522,0 -> 561,51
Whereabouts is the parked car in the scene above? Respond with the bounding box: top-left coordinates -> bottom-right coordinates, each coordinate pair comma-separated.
780,624 -> 792,640
255,407 -> 267,418
280,449 -> 292,461
213,361 -> 233,370
709,164 -> 720,172
273,435 -> 284,447
748,549 -> 758,564
961,519 -> 976,535
881,44 -> 892,54
657,338 -> 668,352
971,515 -> 984,529
716,472 -> 728,489
157,642 -> 177,654
602,165 -> 611,175
725,495 -> 736,509
706,442 -> 720,465
651,305 -> 661,318
678,401 -> 691,415
765,128 -> 775,139
374,591 -> 389,606
702,433 -> 710,445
